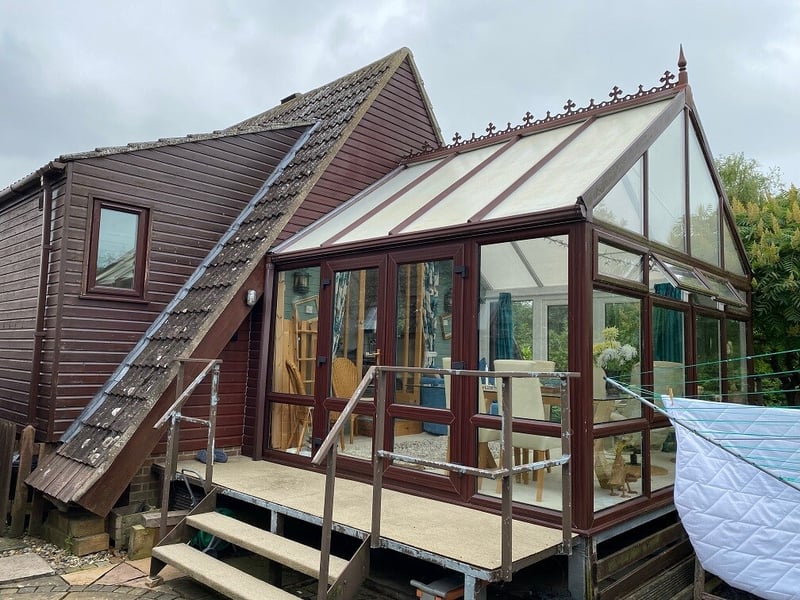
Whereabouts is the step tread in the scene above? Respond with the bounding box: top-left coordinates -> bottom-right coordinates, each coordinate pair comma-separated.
152,543 -> 297,600
187,510 -> 348,582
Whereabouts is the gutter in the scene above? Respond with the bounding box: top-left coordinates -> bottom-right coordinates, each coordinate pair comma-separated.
0,161 -> 65,205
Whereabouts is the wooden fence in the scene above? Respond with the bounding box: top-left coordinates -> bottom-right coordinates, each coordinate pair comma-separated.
1,422 -> 45,537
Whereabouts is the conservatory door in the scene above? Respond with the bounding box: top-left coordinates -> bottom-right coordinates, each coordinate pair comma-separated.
327,256 -> 457,485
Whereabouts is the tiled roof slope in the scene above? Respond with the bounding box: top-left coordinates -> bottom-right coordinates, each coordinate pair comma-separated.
28,47 -> 431,515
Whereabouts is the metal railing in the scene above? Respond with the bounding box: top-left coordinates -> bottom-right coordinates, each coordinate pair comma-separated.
154,358 -> 222,539
311,365 -> 578,599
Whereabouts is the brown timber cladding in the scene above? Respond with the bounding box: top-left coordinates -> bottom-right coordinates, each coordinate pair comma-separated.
0,189 -> 44,429
42,128 -> 307,442
275,59 -> 439,242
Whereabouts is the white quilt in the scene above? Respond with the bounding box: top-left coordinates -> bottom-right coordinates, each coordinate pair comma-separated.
663,397 -> 800,600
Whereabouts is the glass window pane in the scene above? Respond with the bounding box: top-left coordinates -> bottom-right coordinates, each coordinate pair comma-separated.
652,256 -> 711,296
269,402 -> 313,456
595,159 -> 643,234
648,115 -> 686,249
547,305 -> 568,372
723,217 -> 747,276
702,272 -> 744,306
689,129 -> 720,266
479,235 -> 568,373
95,208 -> 138,288
650,426 -> 676,491
593,291 -> 641,417
332,267 -> 379,374
594,431 -> 643,511
726,319 -> 748,403
598,242 -> 644,282
394,261 -> 452,405
272,268 -> 320,394
696,315 -> 721,401
650,305 -> 686,404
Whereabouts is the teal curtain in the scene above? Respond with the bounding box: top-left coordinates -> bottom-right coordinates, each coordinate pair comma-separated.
494,292 -> 515,361
653,283 -> 683,362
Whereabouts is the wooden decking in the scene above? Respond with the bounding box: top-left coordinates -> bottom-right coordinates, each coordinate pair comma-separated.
177,456 -> 565,577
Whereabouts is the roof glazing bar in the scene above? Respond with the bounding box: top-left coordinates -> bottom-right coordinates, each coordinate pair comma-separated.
469,116 -> 597,223
390,135 -> 521,235
321,152 -> 460,246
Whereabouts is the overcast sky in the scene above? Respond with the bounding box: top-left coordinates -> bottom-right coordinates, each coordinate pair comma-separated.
2,1 -> 799,189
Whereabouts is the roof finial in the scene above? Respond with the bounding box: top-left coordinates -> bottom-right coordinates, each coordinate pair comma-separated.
678,44 -> 688,85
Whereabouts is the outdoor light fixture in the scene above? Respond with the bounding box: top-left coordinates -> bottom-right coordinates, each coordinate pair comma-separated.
293,270 -> 310,295
245,289 -> 257,306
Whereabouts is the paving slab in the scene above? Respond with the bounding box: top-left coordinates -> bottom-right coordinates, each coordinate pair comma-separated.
94,564 -> 142,586
0,538 -> 27,552
61,564 -> 114,586
0,555 -> 54,583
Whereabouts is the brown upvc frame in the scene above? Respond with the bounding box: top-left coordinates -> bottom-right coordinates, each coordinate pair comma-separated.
84,196 -> 150,300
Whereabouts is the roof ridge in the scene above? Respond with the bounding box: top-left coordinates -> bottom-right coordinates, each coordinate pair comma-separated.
227,47 -> 411,129
58,121 -> 315,162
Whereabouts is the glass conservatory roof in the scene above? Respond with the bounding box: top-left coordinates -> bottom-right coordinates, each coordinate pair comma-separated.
274,98 -> 676,255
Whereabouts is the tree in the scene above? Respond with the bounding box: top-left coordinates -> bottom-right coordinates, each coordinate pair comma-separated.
716,152 -> 784,204
718,153 -> 800,405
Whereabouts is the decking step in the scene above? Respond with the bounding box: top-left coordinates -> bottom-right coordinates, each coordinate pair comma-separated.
152,543 -> 296,600
186,510 -> 348,583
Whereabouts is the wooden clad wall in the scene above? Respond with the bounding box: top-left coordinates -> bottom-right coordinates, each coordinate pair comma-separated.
0,191 -> 43,427
276,58 -> 440,242
44,128 -> 306,441
242,301 -> 263,456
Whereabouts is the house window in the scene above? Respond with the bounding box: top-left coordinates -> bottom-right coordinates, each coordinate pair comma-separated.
87,201 -> 149,297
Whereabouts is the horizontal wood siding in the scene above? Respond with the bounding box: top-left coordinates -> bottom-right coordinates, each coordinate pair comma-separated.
0,191 -> 42,428
276,59 -> 439,242
47,128 -> 305,440
150,315 -> 253,455
242,302 -> 263,456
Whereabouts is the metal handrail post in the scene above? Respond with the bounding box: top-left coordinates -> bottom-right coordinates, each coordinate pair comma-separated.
371,368 -> 387,545
499,374 -> 513,580
160,412 -> 180,540
560,375 -> 572,555
204,363 -> 220,494
317,446 -> 337,600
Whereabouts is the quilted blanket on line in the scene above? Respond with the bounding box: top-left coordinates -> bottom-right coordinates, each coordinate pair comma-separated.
663,397 -> 800,600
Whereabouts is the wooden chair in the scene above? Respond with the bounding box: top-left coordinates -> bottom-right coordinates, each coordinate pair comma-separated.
331,357 -> 359,446
286,360 -> 313,453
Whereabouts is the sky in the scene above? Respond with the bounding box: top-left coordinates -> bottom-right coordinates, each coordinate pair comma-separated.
2,1 -> 799,189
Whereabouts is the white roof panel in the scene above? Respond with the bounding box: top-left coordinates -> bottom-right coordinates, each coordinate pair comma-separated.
275,98 -> 675,254
487,100 -> 671,219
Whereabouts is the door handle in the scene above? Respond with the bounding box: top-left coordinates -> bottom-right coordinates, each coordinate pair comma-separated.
317,356 -> 327,367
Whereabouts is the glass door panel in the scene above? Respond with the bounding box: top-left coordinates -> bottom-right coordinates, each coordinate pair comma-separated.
330,267 -> 379,458
394,260 -> 453,404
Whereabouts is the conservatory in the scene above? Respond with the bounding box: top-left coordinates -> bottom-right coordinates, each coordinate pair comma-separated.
263,69 -> 751,531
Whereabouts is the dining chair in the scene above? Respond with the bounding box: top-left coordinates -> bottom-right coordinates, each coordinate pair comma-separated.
494,359 -> 561,501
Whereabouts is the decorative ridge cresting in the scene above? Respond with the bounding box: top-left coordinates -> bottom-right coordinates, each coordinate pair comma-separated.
406,57 -> 687,161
